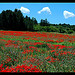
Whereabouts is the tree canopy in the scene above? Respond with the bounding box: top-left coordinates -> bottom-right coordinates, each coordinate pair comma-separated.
0,9 -> 75,34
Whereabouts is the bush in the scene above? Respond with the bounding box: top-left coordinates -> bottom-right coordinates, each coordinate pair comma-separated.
33,24 -> 41,31
48,26 -> 59,32
67,30 -> 74,34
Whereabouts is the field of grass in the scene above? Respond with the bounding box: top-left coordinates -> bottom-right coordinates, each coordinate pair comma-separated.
0,30 -> 75,72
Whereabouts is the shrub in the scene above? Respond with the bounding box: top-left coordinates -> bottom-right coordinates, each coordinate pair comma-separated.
67,30 -> 74,34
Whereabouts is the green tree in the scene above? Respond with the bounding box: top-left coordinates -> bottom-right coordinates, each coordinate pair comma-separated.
14,9 -> 25,31
1,10 -> 8,30
24,15 -> 34,31
40,19 -> 50,26
0,14 -> 3,29
32,17 -> 38,25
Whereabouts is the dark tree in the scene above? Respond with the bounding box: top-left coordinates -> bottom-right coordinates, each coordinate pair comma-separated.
32,17 -> 38,25
40,19 -> 50,26
0,8 -> 75,34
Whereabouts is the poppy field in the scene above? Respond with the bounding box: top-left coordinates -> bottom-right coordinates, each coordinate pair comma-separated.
0,31 -> 75,72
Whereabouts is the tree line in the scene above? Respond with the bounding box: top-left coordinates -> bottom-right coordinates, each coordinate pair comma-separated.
0,9 -> 75,34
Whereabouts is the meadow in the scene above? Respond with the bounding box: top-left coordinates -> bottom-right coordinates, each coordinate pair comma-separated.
0,31 -> 75,72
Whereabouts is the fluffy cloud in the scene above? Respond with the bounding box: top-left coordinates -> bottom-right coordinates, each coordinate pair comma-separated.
63,10 -> 75,19
19,7 -> 30,14
38,7 -> 51,14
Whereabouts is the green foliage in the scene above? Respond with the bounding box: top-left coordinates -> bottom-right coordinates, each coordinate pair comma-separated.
67,30 -> 74,34
35,44 -> 41,48
58,26 -> 67,33
40,19 -> 50,26
49,26 -> 59,32
41,43 -> 48,48
0,9 -> 75,34
0,9 -> 38,31
33,24 -> 41,31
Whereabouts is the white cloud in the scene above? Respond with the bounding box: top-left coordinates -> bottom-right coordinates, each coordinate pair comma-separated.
19,6 -> 30,14
38,7 -> 51,14
63,10 -> 75,19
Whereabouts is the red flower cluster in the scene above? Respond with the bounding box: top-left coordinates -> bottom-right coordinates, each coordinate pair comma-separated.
0,31 -> 75,43
45,56 -> 59,63
22,49 -> 33,54
0,64 -> 42,72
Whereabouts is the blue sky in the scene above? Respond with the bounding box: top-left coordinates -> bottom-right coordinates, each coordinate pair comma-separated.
0,3 -> 75,25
